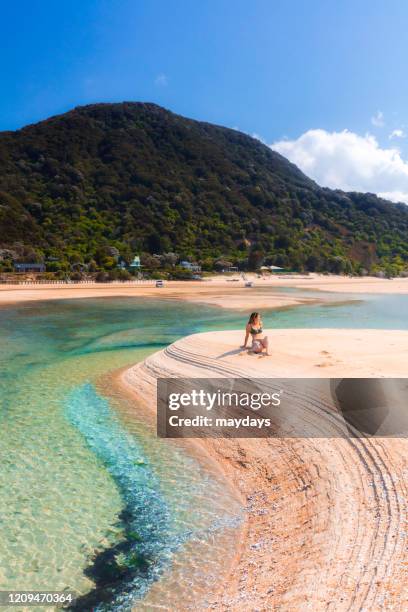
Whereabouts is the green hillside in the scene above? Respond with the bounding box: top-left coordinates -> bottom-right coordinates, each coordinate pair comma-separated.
1,102 -> 408,276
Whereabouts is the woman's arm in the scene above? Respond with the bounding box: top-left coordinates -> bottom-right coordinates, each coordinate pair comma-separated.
241,325 -> 250,348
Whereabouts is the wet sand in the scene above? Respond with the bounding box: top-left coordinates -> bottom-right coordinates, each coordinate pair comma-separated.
2,274 -> 408,311
0,279 -> 316,310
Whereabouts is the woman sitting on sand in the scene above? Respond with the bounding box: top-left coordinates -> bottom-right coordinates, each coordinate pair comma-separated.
242,312 -> 270,356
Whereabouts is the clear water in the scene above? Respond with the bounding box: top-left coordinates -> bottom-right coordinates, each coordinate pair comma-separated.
271,289 -> 408,329
1,291 -> 408,610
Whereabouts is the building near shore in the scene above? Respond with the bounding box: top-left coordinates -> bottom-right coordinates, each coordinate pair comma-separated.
129,255 -> 141,269
180,261 -> 201,273
268,265 -> 296,273
13,262 -> 46,273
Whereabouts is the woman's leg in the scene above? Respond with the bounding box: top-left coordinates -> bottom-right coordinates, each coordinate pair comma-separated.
252,340 -> 262,353
261,336 -> 270,355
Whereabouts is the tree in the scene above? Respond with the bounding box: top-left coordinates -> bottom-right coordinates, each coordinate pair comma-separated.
140,253 -> 160,270
162,252 -> 179,267
95,271 -> 109,282
214,258 -> 233,270
248,250 -> 264,270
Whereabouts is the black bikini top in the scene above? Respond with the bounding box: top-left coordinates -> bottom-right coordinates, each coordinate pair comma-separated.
250,326 -> 262,335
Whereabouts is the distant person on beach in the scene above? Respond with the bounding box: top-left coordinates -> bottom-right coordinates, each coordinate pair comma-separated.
241,312 -> 270,355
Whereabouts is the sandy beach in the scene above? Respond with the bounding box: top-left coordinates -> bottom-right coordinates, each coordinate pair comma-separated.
274,274 -> 408,295
3,272 -> 408,607
2,274 -> 408,311
120,329 -> 408,610
0,279 -> 311,310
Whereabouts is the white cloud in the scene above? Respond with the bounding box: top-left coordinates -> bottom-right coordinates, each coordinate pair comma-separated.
389,128 -> 405,139
154,73 -> 168,87
371,110 -> 384,127
252,132 -> 266,144
377,190 -> 408,202
271,129 -> 408,204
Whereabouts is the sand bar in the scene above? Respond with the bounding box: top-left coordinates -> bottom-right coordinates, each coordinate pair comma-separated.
1,274 -> 408,311
120,329 -> 408,610
0,279 -> 315,310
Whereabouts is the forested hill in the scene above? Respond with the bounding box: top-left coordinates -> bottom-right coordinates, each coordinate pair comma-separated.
1,101 -> 408,275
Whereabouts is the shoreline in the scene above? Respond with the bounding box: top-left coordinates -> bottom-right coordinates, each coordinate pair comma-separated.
100,367 -> 248,610
118,329 -> 408,609
0,279 -> 314,311
115,358 -> 252,610
2,273 -> 408,311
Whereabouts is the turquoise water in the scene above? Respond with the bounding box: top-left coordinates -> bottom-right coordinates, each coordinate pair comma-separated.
0,299 -> 247,610
1,292 -> 408,610
270,289 -> 408,329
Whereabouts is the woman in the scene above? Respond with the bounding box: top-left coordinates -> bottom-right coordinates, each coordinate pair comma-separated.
242,312 -> 270,355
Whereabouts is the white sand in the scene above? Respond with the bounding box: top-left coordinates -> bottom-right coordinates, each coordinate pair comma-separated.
0,280 -> 311,310
2,274 -> 408,310
120,329 -> 408,610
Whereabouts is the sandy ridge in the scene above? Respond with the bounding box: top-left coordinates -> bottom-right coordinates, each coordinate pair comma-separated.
121,330 -> 408,610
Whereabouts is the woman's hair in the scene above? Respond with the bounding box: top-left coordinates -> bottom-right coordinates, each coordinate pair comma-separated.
248,312 -> 260,324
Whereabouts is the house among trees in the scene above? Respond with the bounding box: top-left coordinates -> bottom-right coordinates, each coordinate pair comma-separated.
214,259 -> 237,272
180,260 -> 201,272
13,262 -> 46,273
268,265 -> 286,273
129,255 -> 141,269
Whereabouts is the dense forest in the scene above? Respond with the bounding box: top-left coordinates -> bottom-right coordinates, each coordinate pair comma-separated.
1,101 -> 408,277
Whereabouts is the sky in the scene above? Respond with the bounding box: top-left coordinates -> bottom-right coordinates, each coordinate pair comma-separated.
2,0 -> 408,202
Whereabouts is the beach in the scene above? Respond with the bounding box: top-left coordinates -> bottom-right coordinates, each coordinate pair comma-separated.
3,279 -> 408,608
2,274 -> 408,310
120,329 -> 408,610
274,274 -> 408,295
0,279 -> 310,310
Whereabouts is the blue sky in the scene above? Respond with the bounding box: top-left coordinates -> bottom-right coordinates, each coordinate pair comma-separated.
3,0 -> 408,201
